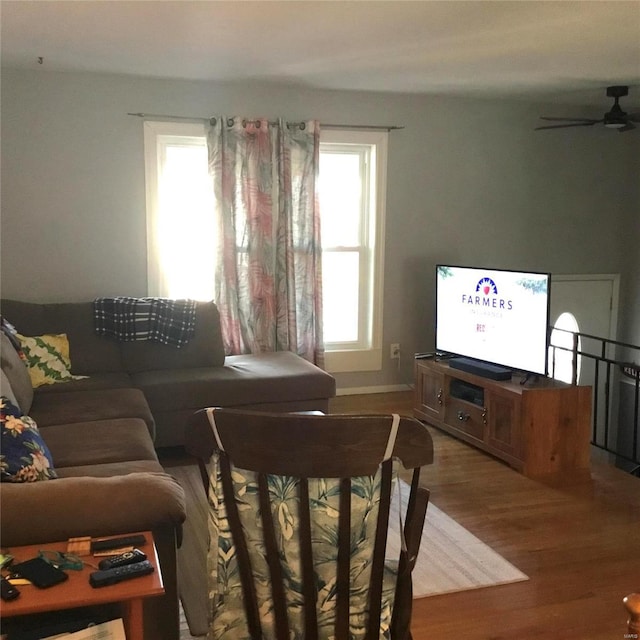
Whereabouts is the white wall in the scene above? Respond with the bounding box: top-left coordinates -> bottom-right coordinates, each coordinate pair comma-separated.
1,68 -> 638,391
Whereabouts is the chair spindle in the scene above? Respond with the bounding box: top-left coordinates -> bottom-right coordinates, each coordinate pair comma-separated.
367,460 -> 393,639
336,477 -> 352,638
298,478 -> 319,639
258,473 -> 290,640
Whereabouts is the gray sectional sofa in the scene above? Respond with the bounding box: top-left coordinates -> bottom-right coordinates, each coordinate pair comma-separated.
1,299 -> 336,447
0,332 -> 186,640
0,298 -> 336,640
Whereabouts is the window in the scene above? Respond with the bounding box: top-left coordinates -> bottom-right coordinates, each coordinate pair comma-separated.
319,130 -> 388,372
549,312 -> 582,384
144,121 -> 215,301
144,123 -> 387,372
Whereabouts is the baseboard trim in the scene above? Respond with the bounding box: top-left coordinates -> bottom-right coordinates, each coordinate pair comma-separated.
336,383 -> 414,396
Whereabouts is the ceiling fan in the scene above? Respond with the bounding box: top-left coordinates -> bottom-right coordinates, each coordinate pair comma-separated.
535,85 -> 639,133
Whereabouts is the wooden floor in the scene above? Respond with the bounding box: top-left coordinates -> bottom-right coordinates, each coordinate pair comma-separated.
329,391 -> 640,640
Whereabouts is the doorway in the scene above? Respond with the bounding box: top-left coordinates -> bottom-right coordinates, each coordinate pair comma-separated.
550,274 -> 619,381
549,273 -> 620,455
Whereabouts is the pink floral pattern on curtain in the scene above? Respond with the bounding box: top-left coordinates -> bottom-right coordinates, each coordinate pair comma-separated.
208,117 -> 324,367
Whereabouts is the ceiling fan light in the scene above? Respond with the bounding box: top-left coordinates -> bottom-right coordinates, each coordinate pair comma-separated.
604,121 -> 626,129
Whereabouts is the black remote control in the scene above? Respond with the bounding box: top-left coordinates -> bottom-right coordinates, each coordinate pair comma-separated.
98,549 -> 147,571
91,534 -> 147,552
1,575 -> 20,601
89,560 -> 154,588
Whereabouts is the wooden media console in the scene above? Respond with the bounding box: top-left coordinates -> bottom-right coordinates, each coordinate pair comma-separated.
414,358 -> 592,479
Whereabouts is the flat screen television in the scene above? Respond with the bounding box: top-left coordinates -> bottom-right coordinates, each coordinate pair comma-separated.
435,265 -> 551,377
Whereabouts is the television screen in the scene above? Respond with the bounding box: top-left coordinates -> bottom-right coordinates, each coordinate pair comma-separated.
436,265 -> 551,376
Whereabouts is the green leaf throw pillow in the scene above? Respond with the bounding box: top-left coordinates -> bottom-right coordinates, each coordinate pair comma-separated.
1,396 -> 57,482
16,333 -> 87,388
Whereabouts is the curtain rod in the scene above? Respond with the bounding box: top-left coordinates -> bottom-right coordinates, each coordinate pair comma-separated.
127,112 -> 404,132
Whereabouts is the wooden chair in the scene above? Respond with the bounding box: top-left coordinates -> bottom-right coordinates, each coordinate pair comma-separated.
185,408 -> 434,640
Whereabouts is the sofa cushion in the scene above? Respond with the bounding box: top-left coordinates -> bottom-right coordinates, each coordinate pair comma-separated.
1,396 -> 57,482
132,351 -> 336,413
120,301 -> 225,373
41,418 -> 159,468
1,300 -> 124,374
30,388 -> 155,439
33,372 -> 134,394
54,459 -> 166,478
0,472 -> 186,546
17,332 -> 88,388
0,333 -> 33,414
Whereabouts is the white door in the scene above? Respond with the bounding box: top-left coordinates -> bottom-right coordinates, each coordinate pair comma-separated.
549,274 -> 620,452
550,276 -> 618,346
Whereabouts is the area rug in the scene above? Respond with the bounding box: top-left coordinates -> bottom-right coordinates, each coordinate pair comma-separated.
172,465 -> 528,638
387,481 -> 528,598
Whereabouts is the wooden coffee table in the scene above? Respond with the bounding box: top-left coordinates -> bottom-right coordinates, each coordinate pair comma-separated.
0,531 -> 164,640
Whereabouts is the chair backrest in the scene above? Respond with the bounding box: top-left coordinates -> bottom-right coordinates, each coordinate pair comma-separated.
185,408 -> 434,640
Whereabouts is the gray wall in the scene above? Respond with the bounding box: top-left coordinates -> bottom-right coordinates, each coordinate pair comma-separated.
2,68 -> 638,391
620,154 -> 640,349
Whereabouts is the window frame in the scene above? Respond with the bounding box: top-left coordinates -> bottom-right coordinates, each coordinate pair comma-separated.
143,120 -> 209,298
320,129 -> 388,373
143,122 -> 388,373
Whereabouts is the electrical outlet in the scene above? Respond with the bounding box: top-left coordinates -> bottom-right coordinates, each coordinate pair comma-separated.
390,343 -> 400,359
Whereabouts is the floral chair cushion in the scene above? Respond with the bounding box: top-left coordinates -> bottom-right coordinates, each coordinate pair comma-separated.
0,396 -> 57,482
205,455 -> 399,640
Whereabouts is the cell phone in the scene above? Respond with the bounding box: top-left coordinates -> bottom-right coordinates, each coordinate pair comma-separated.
11,557 -> 69,589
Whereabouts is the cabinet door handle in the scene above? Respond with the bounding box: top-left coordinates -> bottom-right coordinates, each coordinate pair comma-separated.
437,389 -> 443,405
457,410 -> 470,422
482,408 -> 488,425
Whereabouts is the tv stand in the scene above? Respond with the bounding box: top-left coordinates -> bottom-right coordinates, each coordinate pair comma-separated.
414,359 -> 592,479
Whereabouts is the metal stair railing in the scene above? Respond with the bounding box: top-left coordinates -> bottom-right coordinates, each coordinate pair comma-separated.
549,328 -> 640,476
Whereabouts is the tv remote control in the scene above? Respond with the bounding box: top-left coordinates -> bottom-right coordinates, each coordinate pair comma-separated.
91,534 -> 146,552
1,575 -> 20,601
89,560 -> 154,588
98,549 -> 147,571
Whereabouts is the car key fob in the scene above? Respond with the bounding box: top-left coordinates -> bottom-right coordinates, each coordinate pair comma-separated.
1,575 -> 20,601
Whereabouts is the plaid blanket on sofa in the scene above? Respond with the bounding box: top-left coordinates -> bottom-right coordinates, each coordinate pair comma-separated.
93,297 -> 197,348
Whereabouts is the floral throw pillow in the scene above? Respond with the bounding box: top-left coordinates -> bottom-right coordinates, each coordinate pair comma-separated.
1,396 -> 57,482
16,333 -> 87,388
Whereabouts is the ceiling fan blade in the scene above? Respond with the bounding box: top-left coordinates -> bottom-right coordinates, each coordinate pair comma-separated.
618,122 -> 636,133
535,122 -> 599,131
539,116 -> 601,123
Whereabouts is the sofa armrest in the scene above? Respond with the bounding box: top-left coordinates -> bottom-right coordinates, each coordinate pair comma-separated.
0,472 -> 187,547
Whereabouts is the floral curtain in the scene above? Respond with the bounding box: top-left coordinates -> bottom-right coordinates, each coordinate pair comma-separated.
208,117 -> 324,366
